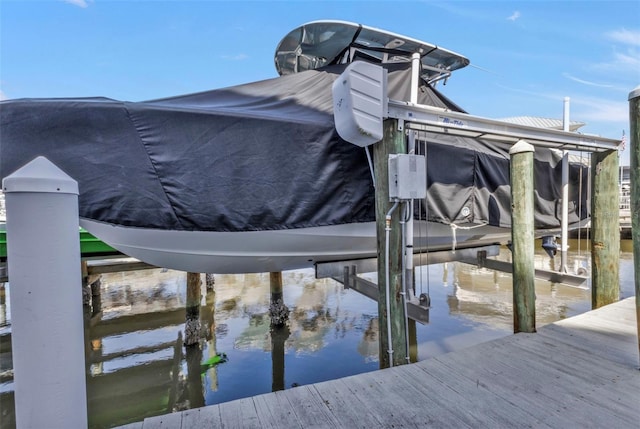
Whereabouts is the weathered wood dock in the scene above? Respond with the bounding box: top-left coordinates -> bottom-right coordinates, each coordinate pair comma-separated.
119,297 -> 639,429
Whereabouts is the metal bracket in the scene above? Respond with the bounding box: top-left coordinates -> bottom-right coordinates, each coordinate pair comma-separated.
342,265 -> 357,289
330,272 -> 430,325
477,250 -> 487,268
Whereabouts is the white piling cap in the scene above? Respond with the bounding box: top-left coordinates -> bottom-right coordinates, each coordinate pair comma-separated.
2,156 -> 78,194
629,85 -> 640,100
509,139 -> 534,155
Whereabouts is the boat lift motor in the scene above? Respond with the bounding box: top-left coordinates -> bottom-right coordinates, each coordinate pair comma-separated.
541,235 -> 558,259
332,61 -> 387,147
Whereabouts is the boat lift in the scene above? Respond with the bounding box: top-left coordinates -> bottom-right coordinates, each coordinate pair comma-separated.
324,60 -> 621,330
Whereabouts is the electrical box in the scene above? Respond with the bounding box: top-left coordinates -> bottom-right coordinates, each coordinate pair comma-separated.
388,154 -> 427,200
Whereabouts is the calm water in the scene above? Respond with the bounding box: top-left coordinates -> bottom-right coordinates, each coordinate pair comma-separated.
0,240 -> 635,428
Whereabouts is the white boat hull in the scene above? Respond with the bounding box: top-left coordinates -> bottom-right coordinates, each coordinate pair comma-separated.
80,218 -> 511,274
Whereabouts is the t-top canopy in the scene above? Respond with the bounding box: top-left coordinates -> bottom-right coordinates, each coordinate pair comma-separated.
275,20 -> 470,83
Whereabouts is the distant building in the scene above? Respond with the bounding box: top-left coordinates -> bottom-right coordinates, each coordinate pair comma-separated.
499,116 -> 586,132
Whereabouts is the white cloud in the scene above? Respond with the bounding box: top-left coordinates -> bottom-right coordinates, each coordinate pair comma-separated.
592,48 -> 640,77
62,0 -> 90,8
591,28 -> 640,77
573,96 -> 629,124
606,28 -> 640,46
611,50 -> 640,68
562,73 -> 613,88
221,54 -> 249,61
507,11 -> 521,22
494,84 -> 627,124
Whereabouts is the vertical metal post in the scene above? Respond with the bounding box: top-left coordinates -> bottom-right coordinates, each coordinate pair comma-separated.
3,156 -> 87,428
404,52 -> 421,349
628,85 -> 640,361
560,97 -> 570,273
509,140 -> 536,333
405,52 -> 421,298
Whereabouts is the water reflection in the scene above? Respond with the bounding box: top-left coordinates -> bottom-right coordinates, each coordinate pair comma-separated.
0,240 -> 635,428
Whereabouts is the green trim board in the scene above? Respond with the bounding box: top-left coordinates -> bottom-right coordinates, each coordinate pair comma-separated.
0,225 -> 118,259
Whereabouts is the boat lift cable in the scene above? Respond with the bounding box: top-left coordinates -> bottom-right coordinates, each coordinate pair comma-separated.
400,201 -> 412,363
578,151 -> 584,258
385,200 -> 400,367
365,146 -> 376,188
418,137 -> 430,299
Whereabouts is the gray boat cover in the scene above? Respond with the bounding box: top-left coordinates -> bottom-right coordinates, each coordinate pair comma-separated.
0,63 -> 587,232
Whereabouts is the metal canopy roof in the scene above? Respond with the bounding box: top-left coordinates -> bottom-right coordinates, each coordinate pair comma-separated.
499,116 -> 586,132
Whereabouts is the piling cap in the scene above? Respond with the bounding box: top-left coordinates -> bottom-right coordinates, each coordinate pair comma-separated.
509,139 -> 534,155
2,156 -> 78,194
629,85 -> 640,100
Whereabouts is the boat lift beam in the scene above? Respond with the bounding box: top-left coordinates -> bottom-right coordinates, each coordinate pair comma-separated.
316,245 -> 500,278
458,257 -> 588,289
387,100 -> 621,153
333,274 -> 430,325
315,245 -> 501,325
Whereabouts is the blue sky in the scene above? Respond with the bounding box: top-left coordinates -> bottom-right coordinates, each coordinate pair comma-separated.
1,1 -> 638,165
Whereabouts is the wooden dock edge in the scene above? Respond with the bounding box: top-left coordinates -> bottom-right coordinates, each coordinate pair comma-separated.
115,297 -> 639,429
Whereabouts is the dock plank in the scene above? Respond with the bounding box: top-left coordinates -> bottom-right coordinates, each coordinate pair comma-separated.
217,396 -> 261,429
537,323 -> 638,367
141,410 -> 182,429
311,378 -> 383,429
491,341 -> 637,427
405,359 -> 552,428
252,391 -> 303,429
360,366 -> 472,428
340,371 -> 425,428
435,332 -> 639,428
426,343 -> 578,428
116,423 -> 143,429
125,298 -> 640,429
180,405 -> 222,428
281,384 -> 342,428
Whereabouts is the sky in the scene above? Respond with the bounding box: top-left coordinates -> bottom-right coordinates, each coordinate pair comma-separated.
1,1 -> 639,165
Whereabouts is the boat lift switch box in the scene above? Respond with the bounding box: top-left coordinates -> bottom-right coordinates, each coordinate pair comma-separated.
388,154 -> 427,200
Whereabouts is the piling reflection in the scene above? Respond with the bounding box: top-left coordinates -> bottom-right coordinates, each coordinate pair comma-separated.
270,324 -> 289,392
81,270 -> 381,428
81,270 -> 187,427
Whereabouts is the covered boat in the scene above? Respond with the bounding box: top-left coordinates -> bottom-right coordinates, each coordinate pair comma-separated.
0,21 -> 594,273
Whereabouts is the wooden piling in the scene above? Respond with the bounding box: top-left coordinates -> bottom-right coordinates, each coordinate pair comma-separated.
81,260 -> 91,306
509,140 -> 536,333
205,273 -> 215,292
184,272 -> 202,346
590,149 -> 620,309
373,118 -> 408,367
269,272 -> 289,326
629,85 -> 640,361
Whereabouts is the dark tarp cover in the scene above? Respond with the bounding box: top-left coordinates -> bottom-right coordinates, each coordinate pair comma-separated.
0,63 -> 587,232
